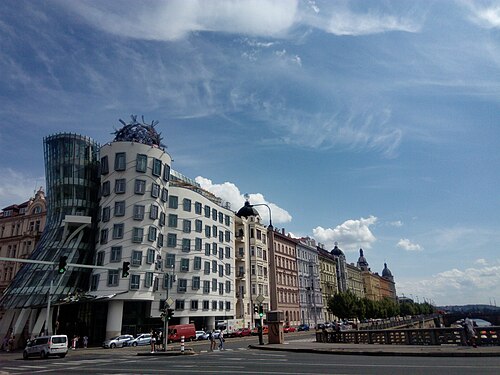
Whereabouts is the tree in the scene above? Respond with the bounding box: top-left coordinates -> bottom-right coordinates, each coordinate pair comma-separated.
327,290 -> 360,320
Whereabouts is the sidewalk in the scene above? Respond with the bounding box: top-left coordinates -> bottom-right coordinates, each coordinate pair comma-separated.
248,341 -> 500,357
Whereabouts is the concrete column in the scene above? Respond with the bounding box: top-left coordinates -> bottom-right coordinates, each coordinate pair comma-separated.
106,300 -> 124,339
206,316 -> 216,331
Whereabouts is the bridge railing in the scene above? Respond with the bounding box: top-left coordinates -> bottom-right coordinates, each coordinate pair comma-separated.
357,314 -> 439,330
316,326 -> 500,346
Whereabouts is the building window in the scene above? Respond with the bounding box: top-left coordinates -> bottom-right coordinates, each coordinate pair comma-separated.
191,300 -> 199,310
225,215 -> 230,226
218,265 -> 224,277
157,233 -> 164,247
225,281 -> 231,293
168,195 -> 178,209
212,278 -> 217,292
168,214 -> 178,228
145,272 -> 154,288
133,205 -> 145,220
225,301 -> 231,310
136,154 -> 147,172
219,300 -> 224,309
114,152 -> 126,171
204,205 -> 210,218
183,198 -> 191,212
164,274 -> 173,289
130,274 -> 140,290
112,223 -> 124,239
150,204 -> 159,220
183,219 -> 191,233
212,260 -> 217,273
212,243 -> 217,255
205,225 -> 211,238
213,226 -> 217,238
195,202 -> 202,214
159,212 -> 166,226
101,156 -> 109,175
115,179 -> 126,194
162,163 -> 170,182
152,158 -> 162,176
96,251 -> 105,266
205,243 -> 211,256
102,206 -> 110,222
225,231 -> 231,242
134,179 -> 146,194
195,219 -> 202,233
149,183 -> 159,198
114,201 -> 125,216
212,301 -> 217,310
147,248 -> 155,264
219,231 -> 224,243
212,208 -> 217,221
90,274 -> 100,291
219,247 -> 224,260
167,233 -> 177,248
180,258 -> 189,272
132,227 -> 143,243
193,256 -> 201,270
148,226 -> 157,242
182,238 -> 191,252
132,250 -> 142,266
161,188 -> 168,202
107,270 -> 119,286
218,212 -> 224,223
101,181 -> 110,196
100,229 -> 108,244
203,281 -> 210,294
225,247 -> 231,259
175,299 -> 185,310
225,263 -> 231,276
110,246 -> 122,262
195,237 -> 202,251
177,279 -> 187,292
204,261 -> 210,275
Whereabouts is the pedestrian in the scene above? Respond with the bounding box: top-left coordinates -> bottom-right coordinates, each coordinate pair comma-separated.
157,330 -> 163,351
83,335 -> 88,348
464,316 -> 477,348
208,330 -> 214,351
71,335 -> 78,350
150,330 -> 156,353
218,330 -> 225,351
7,334 -> 14,352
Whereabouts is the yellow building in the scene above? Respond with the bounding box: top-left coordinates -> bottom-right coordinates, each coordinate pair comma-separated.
317,246 -> 338,322
346,263 -> 364,299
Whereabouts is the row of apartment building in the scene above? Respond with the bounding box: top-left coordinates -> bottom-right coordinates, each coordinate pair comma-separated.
0,119 -> 396,347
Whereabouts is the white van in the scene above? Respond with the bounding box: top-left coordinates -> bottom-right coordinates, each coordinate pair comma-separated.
23,335 -> 68,359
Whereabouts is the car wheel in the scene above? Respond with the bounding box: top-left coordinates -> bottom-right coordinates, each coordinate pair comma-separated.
59,354 -> 66,358
110,343 -> 116,349
132,342 -> 138,347
23,351 -> 29,360
40,351 -> 46,359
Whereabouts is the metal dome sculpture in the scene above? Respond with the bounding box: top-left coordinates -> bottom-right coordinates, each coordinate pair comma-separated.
113,115 -> 165,149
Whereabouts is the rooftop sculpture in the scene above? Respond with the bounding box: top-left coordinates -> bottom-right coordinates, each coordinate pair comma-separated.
113,115 -> 165,149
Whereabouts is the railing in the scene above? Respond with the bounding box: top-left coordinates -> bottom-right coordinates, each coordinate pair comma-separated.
316,326 -> 500,346
357,314 -> 439,330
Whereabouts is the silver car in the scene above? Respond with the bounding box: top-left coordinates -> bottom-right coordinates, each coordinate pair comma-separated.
102,334 -> 133,348
127,333 -> 151,347
23,335 -> 68,359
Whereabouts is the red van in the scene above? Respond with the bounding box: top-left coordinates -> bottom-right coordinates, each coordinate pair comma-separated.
168,324 -> 196,342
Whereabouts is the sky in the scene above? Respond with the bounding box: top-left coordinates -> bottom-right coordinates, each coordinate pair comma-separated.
1,0 -> 499,307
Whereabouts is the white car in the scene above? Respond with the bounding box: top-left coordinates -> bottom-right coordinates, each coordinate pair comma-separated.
127,333 -> 151,346
23,335 -> 68,359
196,331 -> 208,340
102,334 -> 133,348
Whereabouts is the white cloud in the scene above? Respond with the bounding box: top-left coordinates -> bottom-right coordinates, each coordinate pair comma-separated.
397,238 -> 423,251
62,0 -> 299,41
397,261 -> 500,305
466,3 -> 500,28
475,258 -> 488,266
0,168 -> 45,209
312,216 -> 377,251
194,176 -> 292,224
390,220 -> 403,227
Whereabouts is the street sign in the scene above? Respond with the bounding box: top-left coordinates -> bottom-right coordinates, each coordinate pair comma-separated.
255,294 -> 265,304
166,297 -> 174,307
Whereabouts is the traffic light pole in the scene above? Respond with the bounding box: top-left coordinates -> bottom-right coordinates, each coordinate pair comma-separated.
258,304 -> 264,345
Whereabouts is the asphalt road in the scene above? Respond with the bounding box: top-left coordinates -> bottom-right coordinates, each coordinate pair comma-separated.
1,333 -> 499,375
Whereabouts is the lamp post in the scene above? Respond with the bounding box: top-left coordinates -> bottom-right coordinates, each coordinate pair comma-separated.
247,201 -> 273,346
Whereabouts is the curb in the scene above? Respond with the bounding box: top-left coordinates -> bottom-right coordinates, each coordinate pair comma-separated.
248,345 -> 500,357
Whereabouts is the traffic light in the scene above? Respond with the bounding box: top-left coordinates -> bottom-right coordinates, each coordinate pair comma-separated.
58,256 -> 68,274
259,304 -> 264,318
253,305 -> 259,315
166,308 -> 174,320
122,261 -> 130,278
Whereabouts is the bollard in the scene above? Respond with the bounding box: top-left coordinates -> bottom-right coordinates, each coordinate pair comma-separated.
180,335 -> 185,352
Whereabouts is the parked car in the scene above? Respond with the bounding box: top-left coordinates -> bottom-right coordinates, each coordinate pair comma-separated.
297,324 -> 310,331
231,328 -> 252,337
251,326 -> 269,335
127,333 -> 151,347
212,329 -> 222,339
196,331 -> 208,340
102,334 -> 133,348
283,326 -> 296,333
23,335 -> 68,359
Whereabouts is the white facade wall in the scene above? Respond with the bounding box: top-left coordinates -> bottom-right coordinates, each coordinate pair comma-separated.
297,241 -> 324,326
92,141 -> 171,300
161,184 -> 235,323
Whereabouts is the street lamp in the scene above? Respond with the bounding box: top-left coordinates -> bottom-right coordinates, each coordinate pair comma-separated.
247,199 -> 273,346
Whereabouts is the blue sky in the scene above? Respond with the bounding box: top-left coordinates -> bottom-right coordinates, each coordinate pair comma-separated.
1,0 -> 499,306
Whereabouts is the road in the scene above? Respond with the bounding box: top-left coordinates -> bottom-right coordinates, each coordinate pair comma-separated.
1,332 -> 499,374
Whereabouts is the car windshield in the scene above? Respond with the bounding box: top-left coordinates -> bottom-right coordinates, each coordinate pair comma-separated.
109,336 -> 119,340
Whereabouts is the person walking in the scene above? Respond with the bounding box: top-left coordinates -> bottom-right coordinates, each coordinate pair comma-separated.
150,330 -> 157,353
464,316 -> 477,347
218,330 -> 225,351
208,330 -> 214,352
83,335 -> 88,348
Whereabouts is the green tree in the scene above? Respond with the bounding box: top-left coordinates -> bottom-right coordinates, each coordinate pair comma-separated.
327,290 -> 360,320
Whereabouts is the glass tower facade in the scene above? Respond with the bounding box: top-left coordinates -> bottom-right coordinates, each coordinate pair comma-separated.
0,133 -> 100,309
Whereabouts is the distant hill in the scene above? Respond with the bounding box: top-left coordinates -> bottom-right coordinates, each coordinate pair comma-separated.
438,304 -> 500,313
